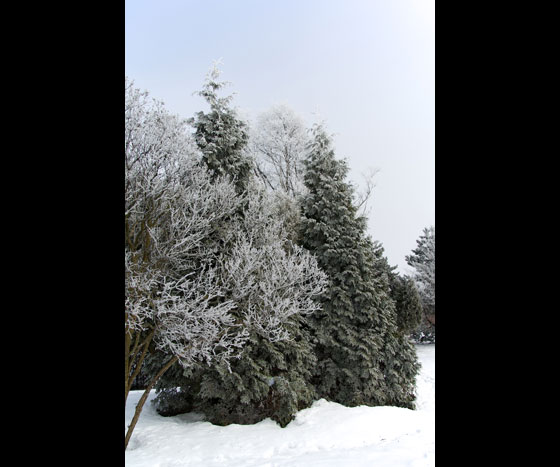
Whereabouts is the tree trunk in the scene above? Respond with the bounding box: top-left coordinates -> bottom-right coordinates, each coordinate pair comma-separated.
124,354 -> 179,450
125,328 -> 155,405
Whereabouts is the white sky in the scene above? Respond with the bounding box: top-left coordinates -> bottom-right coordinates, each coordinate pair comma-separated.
125,0 -> 434,273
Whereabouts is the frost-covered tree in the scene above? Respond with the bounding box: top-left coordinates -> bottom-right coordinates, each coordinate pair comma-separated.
150,181 -> 327,428
299,124 -> 419,408
249,104 -> 309,198
406,226 -> 435,342
368,241 -> 422,335
299,124 -> 387,406
146,69 -> 328,428
187,187 -> 327,427
368,241 -> 421,406
189,64 -> 252,194
125,78 -> 324,448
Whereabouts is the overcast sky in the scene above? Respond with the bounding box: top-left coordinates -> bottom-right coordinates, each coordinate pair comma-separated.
125,0 -> 434,274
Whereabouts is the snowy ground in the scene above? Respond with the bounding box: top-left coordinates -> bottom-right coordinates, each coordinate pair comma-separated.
125,344 -> 434,467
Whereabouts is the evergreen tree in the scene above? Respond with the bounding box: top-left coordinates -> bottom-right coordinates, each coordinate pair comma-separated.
369,242 -> 421,408
195,313 -> 318,427
299,125 -> 386,406
299,124 -> 419,408
390,274 -> 423,335
369,241 -> 422,335
406,226 -> 435,343
189,64 -> 252,194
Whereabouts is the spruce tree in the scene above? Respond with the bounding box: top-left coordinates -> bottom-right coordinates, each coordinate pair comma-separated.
299,125 -> 386,406
390,274 -> 423,335
196,313 -> 318,427
190,64 -> 252,194
406,226 -> 435,317
299,124 -> 419,408
369,241 -> 421,408
406,226 -> 435,343
370,241 -> 422,335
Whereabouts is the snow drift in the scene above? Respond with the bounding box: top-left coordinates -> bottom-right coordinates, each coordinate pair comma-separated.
125,344 -> 434,466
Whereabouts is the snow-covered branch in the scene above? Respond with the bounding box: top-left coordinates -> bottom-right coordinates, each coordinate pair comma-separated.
125,78 -> 246,367
153,267 -> 248,369
248,105 -> 309,198
220,185 -> 328,342
125,78 -> 327,374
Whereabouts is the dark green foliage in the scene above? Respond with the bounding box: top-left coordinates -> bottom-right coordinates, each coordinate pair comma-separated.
144,351 -> 198,416
299,125 -> 385,405
411,324 -> 435,344
370,240 -> 422,336
365,238 -> 420,409
379,331 -> 419,408
406,226 -> 435,343
189,65 -> 252,194
149,314 -> 317,427
149,386 -> 197,417
194,315 -> 317,427
129,361 -> 149,391
368,241 -> 420,408
390,275 -> 423,335
405,226 -> 435,317
299,125 -> 419,408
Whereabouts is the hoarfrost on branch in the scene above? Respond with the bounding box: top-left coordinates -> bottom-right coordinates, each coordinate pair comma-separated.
125,78 -> 327,371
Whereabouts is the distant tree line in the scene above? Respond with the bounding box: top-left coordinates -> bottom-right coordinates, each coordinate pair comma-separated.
125,65 -> 434,450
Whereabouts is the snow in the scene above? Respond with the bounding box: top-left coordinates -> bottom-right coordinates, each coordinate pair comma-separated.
125,344 -> 434,466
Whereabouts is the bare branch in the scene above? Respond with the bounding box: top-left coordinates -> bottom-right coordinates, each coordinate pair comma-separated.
354,167 -> 380,218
